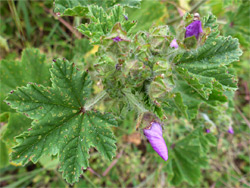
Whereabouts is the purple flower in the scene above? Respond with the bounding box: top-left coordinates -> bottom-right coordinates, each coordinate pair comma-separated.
206,129 -> 211,133
170,39 -> 178,49
228,126 -> 234,134
185,20 -> 203,39
123,14 -> 128,20
112,36 -> 123,42
143,122 -> 168,161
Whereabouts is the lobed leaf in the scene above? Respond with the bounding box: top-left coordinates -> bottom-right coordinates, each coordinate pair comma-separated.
5,59 -> 117,184
0,48 -> 50,113
170,15 -> 242,119
2,113 -> 32,148
77,5 -> 136,44
54,0 -> 141,16
167,128 -> 217,185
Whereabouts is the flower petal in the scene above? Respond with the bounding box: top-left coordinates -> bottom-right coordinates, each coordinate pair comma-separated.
143,122 -> 168,161
170,39 -> 179,49
112,36 -> 123,42
228,126 -> 234,134
185,20 -> 203,39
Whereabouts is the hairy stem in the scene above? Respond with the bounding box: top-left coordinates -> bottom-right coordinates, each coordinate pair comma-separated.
84,90 -> 107,111
122,89 -> 148,113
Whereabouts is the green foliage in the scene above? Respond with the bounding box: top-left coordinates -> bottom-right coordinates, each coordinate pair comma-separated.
224,0 -> 250,47
2,113 -> 32,148
1,0 -> 248,187
0,140 -> 9,168
5,59 -> 117,184
169,14 -> 242,119
126,0 -> 167,32
0,35 -> 9,52
167,128 -> 217,185
72,38 -> 93,62
77,5 -> 136,44
54,0 -> 141,16
0,48 -> 50,112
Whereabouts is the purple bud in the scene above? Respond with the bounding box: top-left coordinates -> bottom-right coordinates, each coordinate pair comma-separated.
227,126 -> 234,134
123,14 -> 128,20
185,20 -> 203,39
112,36 -> 123,42
143,122 -> 168,161
170,39 -> 178,49
206,129 -> 211,133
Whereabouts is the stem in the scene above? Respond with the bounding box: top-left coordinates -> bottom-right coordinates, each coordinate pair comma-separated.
122,89 -> 148,113
87,167 -> 101,178
235,106 -> 250,129
102,150 -> 123,176
81,173 -> 97,188
8,0 -> 25,46
162,0 -> 189,11
43,7 -> 82,39
84,90 -> 107,111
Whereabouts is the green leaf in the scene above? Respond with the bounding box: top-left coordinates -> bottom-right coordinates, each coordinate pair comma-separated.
5,58 -> 117,184
0,140 -> 9,168
0,48 -> 50,113
126,0 -> 167,33
2,113 -> 32,148
72,38 -> 93,62
224,0 -> 250,47
77,5 -> 136,44
170,15 -> 242,119
54,0 -> 141,16
168,128 -> 216,185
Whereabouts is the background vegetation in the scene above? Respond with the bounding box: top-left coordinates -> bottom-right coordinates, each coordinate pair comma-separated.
0,0 -> 249,187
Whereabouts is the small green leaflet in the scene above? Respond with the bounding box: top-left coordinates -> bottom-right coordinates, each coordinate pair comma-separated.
5,59 -> 117,184
169,14 -> 242,120
54,0 -> 141,16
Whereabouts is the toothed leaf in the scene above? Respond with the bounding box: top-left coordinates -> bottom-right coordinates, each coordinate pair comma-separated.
5,59 -> 117,184
54,0 -> 141,16
169,15 -> 242,119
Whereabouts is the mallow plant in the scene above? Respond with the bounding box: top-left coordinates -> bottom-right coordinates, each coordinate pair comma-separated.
1,1 -> 242,185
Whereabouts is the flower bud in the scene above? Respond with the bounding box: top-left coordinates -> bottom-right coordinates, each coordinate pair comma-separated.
227,126 -> 234,134
123,14 -> 128,20
185,19 -> 203,39
112,36 -> 123,42
170,39 -> 179,49
143,122 -> 168,161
